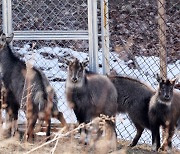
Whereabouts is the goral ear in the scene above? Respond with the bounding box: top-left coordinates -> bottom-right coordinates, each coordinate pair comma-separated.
171,77 -> 177,85
156,73 -> 163,83
6,33 -> 14,43
0,33 -> 6,49
0,33 -> 14,45
82,59 -> 89,67
0,33 -> 6,43
64,58 -> 72,66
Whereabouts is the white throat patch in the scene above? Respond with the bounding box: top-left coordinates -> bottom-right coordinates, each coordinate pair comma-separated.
157,98 -> 171,106
66,75 -> 85,89
66,79 -> 84,89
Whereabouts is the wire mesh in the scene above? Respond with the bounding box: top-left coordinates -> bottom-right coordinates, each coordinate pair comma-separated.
102,0 -> 180,150
1,0 -> 180,151
107,0 -> 180,80
12,0 -> 88,31
10,0 -> 89,124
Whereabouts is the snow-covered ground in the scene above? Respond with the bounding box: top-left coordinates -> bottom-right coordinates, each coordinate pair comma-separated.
13,44 -> 180,149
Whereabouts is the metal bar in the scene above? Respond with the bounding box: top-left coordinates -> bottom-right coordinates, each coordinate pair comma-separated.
88,0 -> 99,72
13,30 -> 89,40
157,0 -> 167,79
88,0 -> 94,71
2,0 -> 8,34
92,0 -> 99,72
7,0 -> 12,35
13,30 -> 101,40
2,0 -> 13,36
101,0 -> 110,75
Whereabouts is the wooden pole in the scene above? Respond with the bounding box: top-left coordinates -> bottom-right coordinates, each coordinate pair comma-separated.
101,0 -> 110,75
157,0 -> 167,79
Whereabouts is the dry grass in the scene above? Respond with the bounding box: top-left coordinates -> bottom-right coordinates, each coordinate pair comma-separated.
0,113 -> 179,154
0,125 -> 179,154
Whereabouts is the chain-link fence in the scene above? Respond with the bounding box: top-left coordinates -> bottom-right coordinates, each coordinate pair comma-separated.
10,0 -> 90,124
108,0 -> 180,79
104,0 -> 180,150
12,0 -> 88,31
1,0 -> 180,151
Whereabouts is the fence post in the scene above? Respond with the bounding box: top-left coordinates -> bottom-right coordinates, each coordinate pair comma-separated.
2,0 -> 13,36
157,0 -> 167,79
88,0 -> 99,72
101,0 -> 110,75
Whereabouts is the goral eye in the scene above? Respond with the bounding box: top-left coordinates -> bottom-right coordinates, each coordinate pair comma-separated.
161,85 -> 165,90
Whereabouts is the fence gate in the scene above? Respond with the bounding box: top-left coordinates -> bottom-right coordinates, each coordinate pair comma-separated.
2,0 -> 110,73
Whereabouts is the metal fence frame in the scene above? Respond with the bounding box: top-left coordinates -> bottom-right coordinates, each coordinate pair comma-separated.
2,0 -> 110,74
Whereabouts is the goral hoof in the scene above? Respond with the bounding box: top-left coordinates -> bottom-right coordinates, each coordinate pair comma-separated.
158,146 -> 168,152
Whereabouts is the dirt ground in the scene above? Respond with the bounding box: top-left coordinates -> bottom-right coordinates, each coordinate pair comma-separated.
0,137 -> 179,154
0,127 -> 179,154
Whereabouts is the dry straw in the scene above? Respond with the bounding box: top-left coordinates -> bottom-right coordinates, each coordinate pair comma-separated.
25,114 -> 116,154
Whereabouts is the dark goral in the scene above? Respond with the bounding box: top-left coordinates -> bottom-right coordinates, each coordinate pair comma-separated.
0,33 -> 67,140
108,75 -> 155,147
65,58 -> 118,142
148,75 -> 180,151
